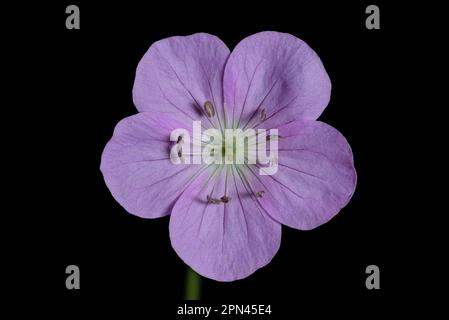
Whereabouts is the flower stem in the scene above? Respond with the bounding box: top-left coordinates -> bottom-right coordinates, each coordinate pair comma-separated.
184,267 -> 201,300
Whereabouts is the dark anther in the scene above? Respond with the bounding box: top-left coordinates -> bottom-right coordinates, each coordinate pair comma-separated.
220,196 -> 231,203
260,108 -> 267,121
204,101 -> 215,118
256,190 -> 265,198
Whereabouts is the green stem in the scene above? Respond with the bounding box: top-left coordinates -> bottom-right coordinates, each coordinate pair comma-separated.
184,267 -> 201,300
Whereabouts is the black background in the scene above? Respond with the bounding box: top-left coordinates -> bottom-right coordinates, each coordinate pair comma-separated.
7,0 -> 426,317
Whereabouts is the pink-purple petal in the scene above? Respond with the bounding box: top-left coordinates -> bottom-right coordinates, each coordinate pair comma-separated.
247,120 -> 356,230
133,33 -> 230,129
100,112 -> 202,219
169,166 -> 281,281
223,31 -> 331,128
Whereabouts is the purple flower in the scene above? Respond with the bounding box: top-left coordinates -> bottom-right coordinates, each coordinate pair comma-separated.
100,32 -> 356,281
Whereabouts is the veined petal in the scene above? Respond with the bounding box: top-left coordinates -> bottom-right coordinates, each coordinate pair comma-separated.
100,112 -> 203,219
169,166 -> 281,281
223,31 -> 331,129
133,33 -> 230,129
245,120 -> 356,230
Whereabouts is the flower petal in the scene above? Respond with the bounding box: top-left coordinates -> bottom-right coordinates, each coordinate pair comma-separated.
223,31 -> 331,129
133,33 -> 230,129
245,120 -> 356,230
169,166 -> 281,281
100,112 -> 203,218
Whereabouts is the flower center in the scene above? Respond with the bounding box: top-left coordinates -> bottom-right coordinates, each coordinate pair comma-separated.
220,131 -> 247,164
170,100 -> 274,204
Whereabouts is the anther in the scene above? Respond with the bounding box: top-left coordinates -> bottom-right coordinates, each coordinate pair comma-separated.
177,145 -> 183,158
260,108 -> 267,121
220,196 -> 231,203
204,101 -> 215,118
176,135 -> 183,144
256,190 -> 265,198
207,195 -> 221,205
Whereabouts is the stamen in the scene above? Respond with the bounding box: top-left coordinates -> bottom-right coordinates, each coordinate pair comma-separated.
176,135 -> 183,144
220,195 -> 231,203
256,190 -> 265,198
260,108 -> 267,121
204,101 -> 215,118
207,195 -> 221,205
177,145 -> 183,158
